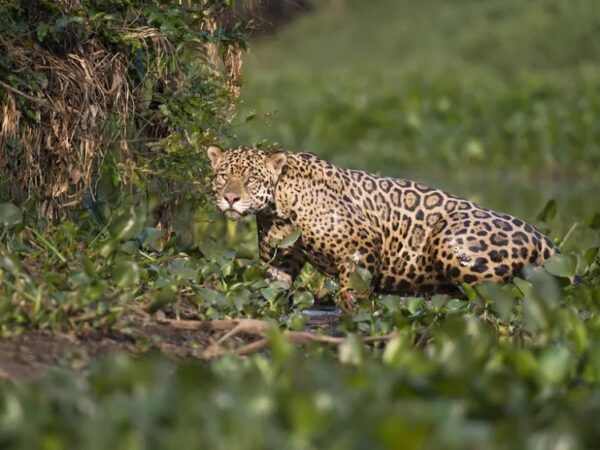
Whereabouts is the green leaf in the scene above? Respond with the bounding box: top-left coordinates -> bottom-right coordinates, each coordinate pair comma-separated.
584,247 -> 598,265
0,255 -> 22,275
382,335 -> 405,366
527,267 -> 561,308
380,295 -> 402,313
292,291 -> 314,308
260,287 -> 283,302
338,334 -> 364,366
0,203 -> 23,229
430,294 -> 448,309
522,295 -> 549,332
537,199 -> 557,222
588,213 -> 600,230
270,229 -> 301,249
445,298 -> 467,313
111,261 -> 140,288
198,239 -> 236,261
538,346 -> 572,385
194,288 -> 226,307
513,277 -> 533,297
544,254 -> 577,278
461,282 -> 478,301
109,211 -> 137,241
406,297 -> 423,315
349,266 -> 372,294
140,228 -> 164,250
476,283 -> 514,321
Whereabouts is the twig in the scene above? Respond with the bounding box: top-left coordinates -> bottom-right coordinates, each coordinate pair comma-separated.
156,317 -> 396,359
0,79 -> 52,107
202,338 -> 269,359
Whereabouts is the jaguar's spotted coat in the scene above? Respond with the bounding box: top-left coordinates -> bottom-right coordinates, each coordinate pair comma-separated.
207,145 -> 557,296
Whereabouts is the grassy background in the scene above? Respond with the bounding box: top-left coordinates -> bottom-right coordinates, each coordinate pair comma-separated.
233,0 -> 600,244
1,2 -> 600,448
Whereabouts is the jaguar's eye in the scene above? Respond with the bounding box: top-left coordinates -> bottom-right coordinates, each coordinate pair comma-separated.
247,175 -> 259,184
214,174 -> 227,184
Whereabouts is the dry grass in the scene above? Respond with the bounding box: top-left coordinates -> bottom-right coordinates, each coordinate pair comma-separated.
0,37 -> 132,218
0,1 -> 244,219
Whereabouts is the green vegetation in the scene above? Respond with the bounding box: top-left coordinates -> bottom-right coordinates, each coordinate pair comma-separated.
235,0 -> 600,238
0,0 -> 599,448
0,0 -> 244,217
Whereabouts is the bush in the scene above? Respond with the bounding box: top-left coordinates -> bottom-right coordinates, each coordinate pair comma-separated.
0,0 -> 246,219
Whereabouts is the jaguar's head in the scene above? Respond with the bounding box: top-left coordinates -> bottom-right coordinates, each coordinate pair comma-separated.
206,145 -> 287,220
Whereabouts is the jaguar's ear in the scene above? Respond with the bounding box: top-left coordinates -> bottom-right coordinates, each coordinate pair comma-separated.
266,151 -> 287,176
206,145 -> 223,169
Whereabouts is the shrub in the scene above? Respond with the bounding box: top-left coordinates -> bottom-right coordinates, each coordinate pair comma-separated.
0,0 -> 246,219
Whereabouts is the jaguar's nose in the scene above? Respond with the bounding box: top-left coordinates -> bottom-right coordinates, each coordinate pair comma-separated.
224,192 -> 240,206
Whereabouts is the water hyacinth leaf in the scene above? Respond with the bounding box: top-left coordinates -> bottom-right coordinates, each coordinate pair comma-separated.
382,334 -> 405,366
292,290 -> 314,308
538,346 -> 572,385
544,254 -> 577,278
0,203 -> 22,229
584,247 -> 599,265
349,266 -> 372,294
269,280 -> 291,291
406,297 -> 423,315
168,259 -> 199,280
99,239 -> 117,258
338,334 -> 364,366
69,270 -> 92,287
147,286 -> 177,313
194,287 -> 226,307
120,240 -> 138,255
109,210 -> 137,241
140,227 -> 164,250
557,308 -> 588,354
476,283 -> 514,321
522,295 -> 550,332
287,313 -> 305,331
461,282 -> 478,301
112,260 -> 140,288
270,229 -> 301,249
513,277 -> 533,297
430,294 -> 448,309
446,298 -> 467,313
380,295 -> 402,313
260,287 -> 283,303
0,254 -> 22,275
588,213 -> 600,230
527,267 -> 561,308
575,252 -> 593,275
268,327 -> 293,363
79,256 -> 96,278
243,265 -> 263,282
511,349 -> 538,377
198,239 -> 236,261
584,346 -> 600,383
231,290 -> 252,310
536,199 -> 557,222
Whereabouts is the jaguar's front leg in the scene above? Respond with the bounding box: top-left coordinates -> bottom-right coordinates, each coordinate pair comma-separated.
337,248 -> 381,313
257,214 -> 305,287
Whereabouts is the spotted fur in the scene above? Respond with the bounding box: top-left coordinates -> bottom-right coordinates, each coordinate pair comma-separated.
207,146 -> 558,295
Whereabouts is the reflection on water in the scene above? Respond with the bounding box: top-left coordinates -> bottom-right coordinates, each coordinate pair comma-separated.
302,305 -> 343,327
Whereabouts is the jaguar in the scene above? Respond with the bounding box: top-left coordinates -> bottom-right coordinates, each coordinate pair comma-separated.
207,145 -> 558,301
